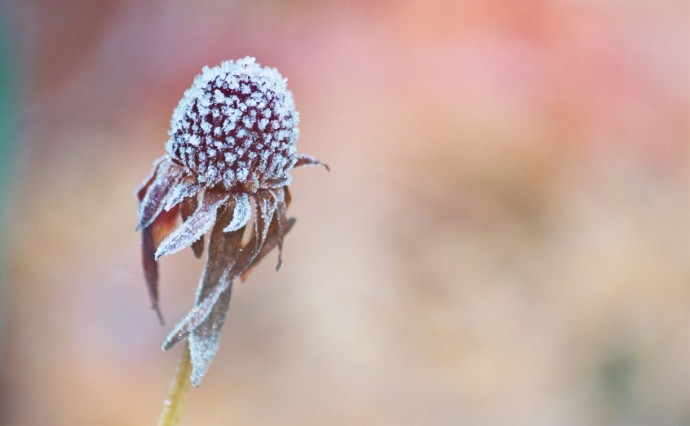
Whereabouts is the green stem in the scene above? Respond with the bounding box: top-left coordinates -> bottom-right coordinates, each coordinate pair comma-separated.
158,344 -> 192,426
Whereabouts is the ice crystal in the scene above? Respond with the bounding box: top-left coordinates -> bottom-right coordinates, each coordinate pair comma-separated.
166,57 -> 299,191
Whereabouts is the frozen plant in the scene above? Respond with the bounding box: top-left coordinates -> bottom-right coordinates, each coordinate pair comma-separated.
135,57 -> 326,394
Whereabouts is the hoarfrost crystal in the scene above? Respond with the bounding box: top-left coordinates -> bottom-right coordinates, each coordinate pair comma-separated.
166,57 -> 299,191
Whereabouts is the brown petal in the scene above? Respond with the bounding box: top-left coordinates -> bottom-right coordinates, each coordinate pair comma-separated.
161,270 -> 232,351
274,189 -> 288,270
223,193 -> 252,233
188,288 -> 231,386
187,206 -> 244,385
180,197 -> 204,258
162,206 -> 243,352
254,190 -> 278,249
284,186 -> 292,207
136,159 -> 183,231
141,205 -> 179,324
294,153 -> 329,171
135,156 -> 166,201
228,191 -> 277,280
155,189 -> 230,260
240,217 -> 295,282
164,177 -> 200,211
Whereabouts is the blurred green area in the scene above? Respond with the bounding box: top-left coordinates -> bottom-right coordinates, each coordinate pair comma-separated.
0,16 -> 17,352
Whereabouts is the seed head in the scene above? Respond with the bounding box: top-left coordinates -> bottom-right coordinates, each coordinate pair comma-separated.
166,57 -> 299,191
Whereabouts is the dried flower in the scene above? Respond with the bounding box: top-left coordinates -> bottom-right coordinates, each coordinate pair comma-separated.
135,57 -> 326,386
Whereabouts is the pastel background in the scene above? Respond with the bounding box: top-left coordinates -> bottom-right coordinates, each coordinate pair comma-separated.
1,1 -> 688,425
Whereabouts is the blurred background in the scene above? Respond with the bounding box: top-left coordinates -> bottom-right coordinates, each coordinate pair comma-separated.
0,0 -> 688,425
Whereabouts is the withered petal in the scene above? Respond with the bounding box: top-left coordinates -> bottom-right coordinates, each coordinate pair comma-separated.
142,205 -> 179,324
155,189 -> 229,260
187,206 -> 244,385
195,205 -> 244,303
161,271 -> 232,351
135,156 -> 166,201
274,189 -> 288,270
141,227 -> 161,324
254,190 -> 278,249
223,193 -> 252,233
162,206 -> 244,353
180,197 -> 204,258
136,158 -> 183,231
164,177 -> 200,212
241,217 -> 295,282
284,186 -> 292,207
227,190 -> 278,281
188,287 -> 231,387
294,153 -> 329,171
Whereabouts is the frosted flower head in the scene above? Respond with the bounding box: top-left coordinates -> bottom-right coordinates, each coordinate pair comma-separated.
166,57 -> 300,191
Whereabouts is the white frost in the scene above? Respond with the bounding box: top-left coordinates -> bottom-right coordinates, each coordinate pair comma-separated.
165,56 -> 300,189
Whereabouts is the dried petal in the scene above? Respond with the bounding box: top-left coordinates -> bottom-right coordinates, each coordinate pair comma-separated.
225,190 -> 278,280
195,205 -> 244,302
188,288 -> 231,386
284,186 -> 292,207
137,159 -> 183,231
188,206 -> 244,386
241,217 -> 295,281
164,177 -> 200,211
163,206 -> 244,353
274,189 -> 288,270
254,190 -> 278,249
141,227 -> 160,322
135,156 -> 166,201
142,206 -> 179,324
294,153 -> 329,171
155,189 -> 230,260
223,193 -> 252,233
180,197 -> 204,258
161,271 -> 232,351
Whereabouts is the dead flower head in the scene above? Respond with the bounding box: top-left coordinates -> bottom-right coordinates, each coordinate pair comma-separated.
135,57 -> 326,386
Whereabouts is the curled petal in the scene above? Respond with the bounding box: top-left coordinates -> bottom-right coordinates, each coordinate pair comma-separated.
135,156 -> 166,201
186,206 -> 244,386
283,186 -> 292,208
180,197 -> 204,258
294,153 -> 329,171
262,175 -> 291,189
142,205 -> 179,324
241,217 -> 295,282
254,190 -> 278,249
164,177 -> 200,211
141,228 -> 160,322
228,190 -> 277,278
161,271 -> 232,351
155,189 -> 229,260
136,158 -> 183,231
274,189 -> 288,270
195,205 -> 244,304
188,287 -> 231,386
161,204 -> 242,361
223,193 -> 252,233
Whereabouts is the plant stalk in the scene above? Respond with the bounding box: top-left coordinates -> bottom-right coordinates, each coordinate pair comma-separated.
158,344 -> 192,426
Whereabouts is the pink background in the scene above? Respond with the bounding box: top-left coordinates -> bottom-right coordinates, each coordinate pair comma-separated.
2,0 -> 688,425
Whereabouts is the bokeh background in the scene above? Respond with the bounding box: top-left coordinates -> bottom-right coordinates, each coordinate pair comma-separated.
0,0 -> 688,425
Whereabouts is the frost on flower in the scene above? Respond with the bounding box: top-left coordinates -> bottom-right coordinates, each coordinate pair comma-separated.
135,56 -> 327,386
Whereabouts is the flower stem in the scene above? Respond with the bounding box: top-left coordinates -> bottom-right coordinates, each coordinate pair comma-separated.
158,344 -> 192,426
